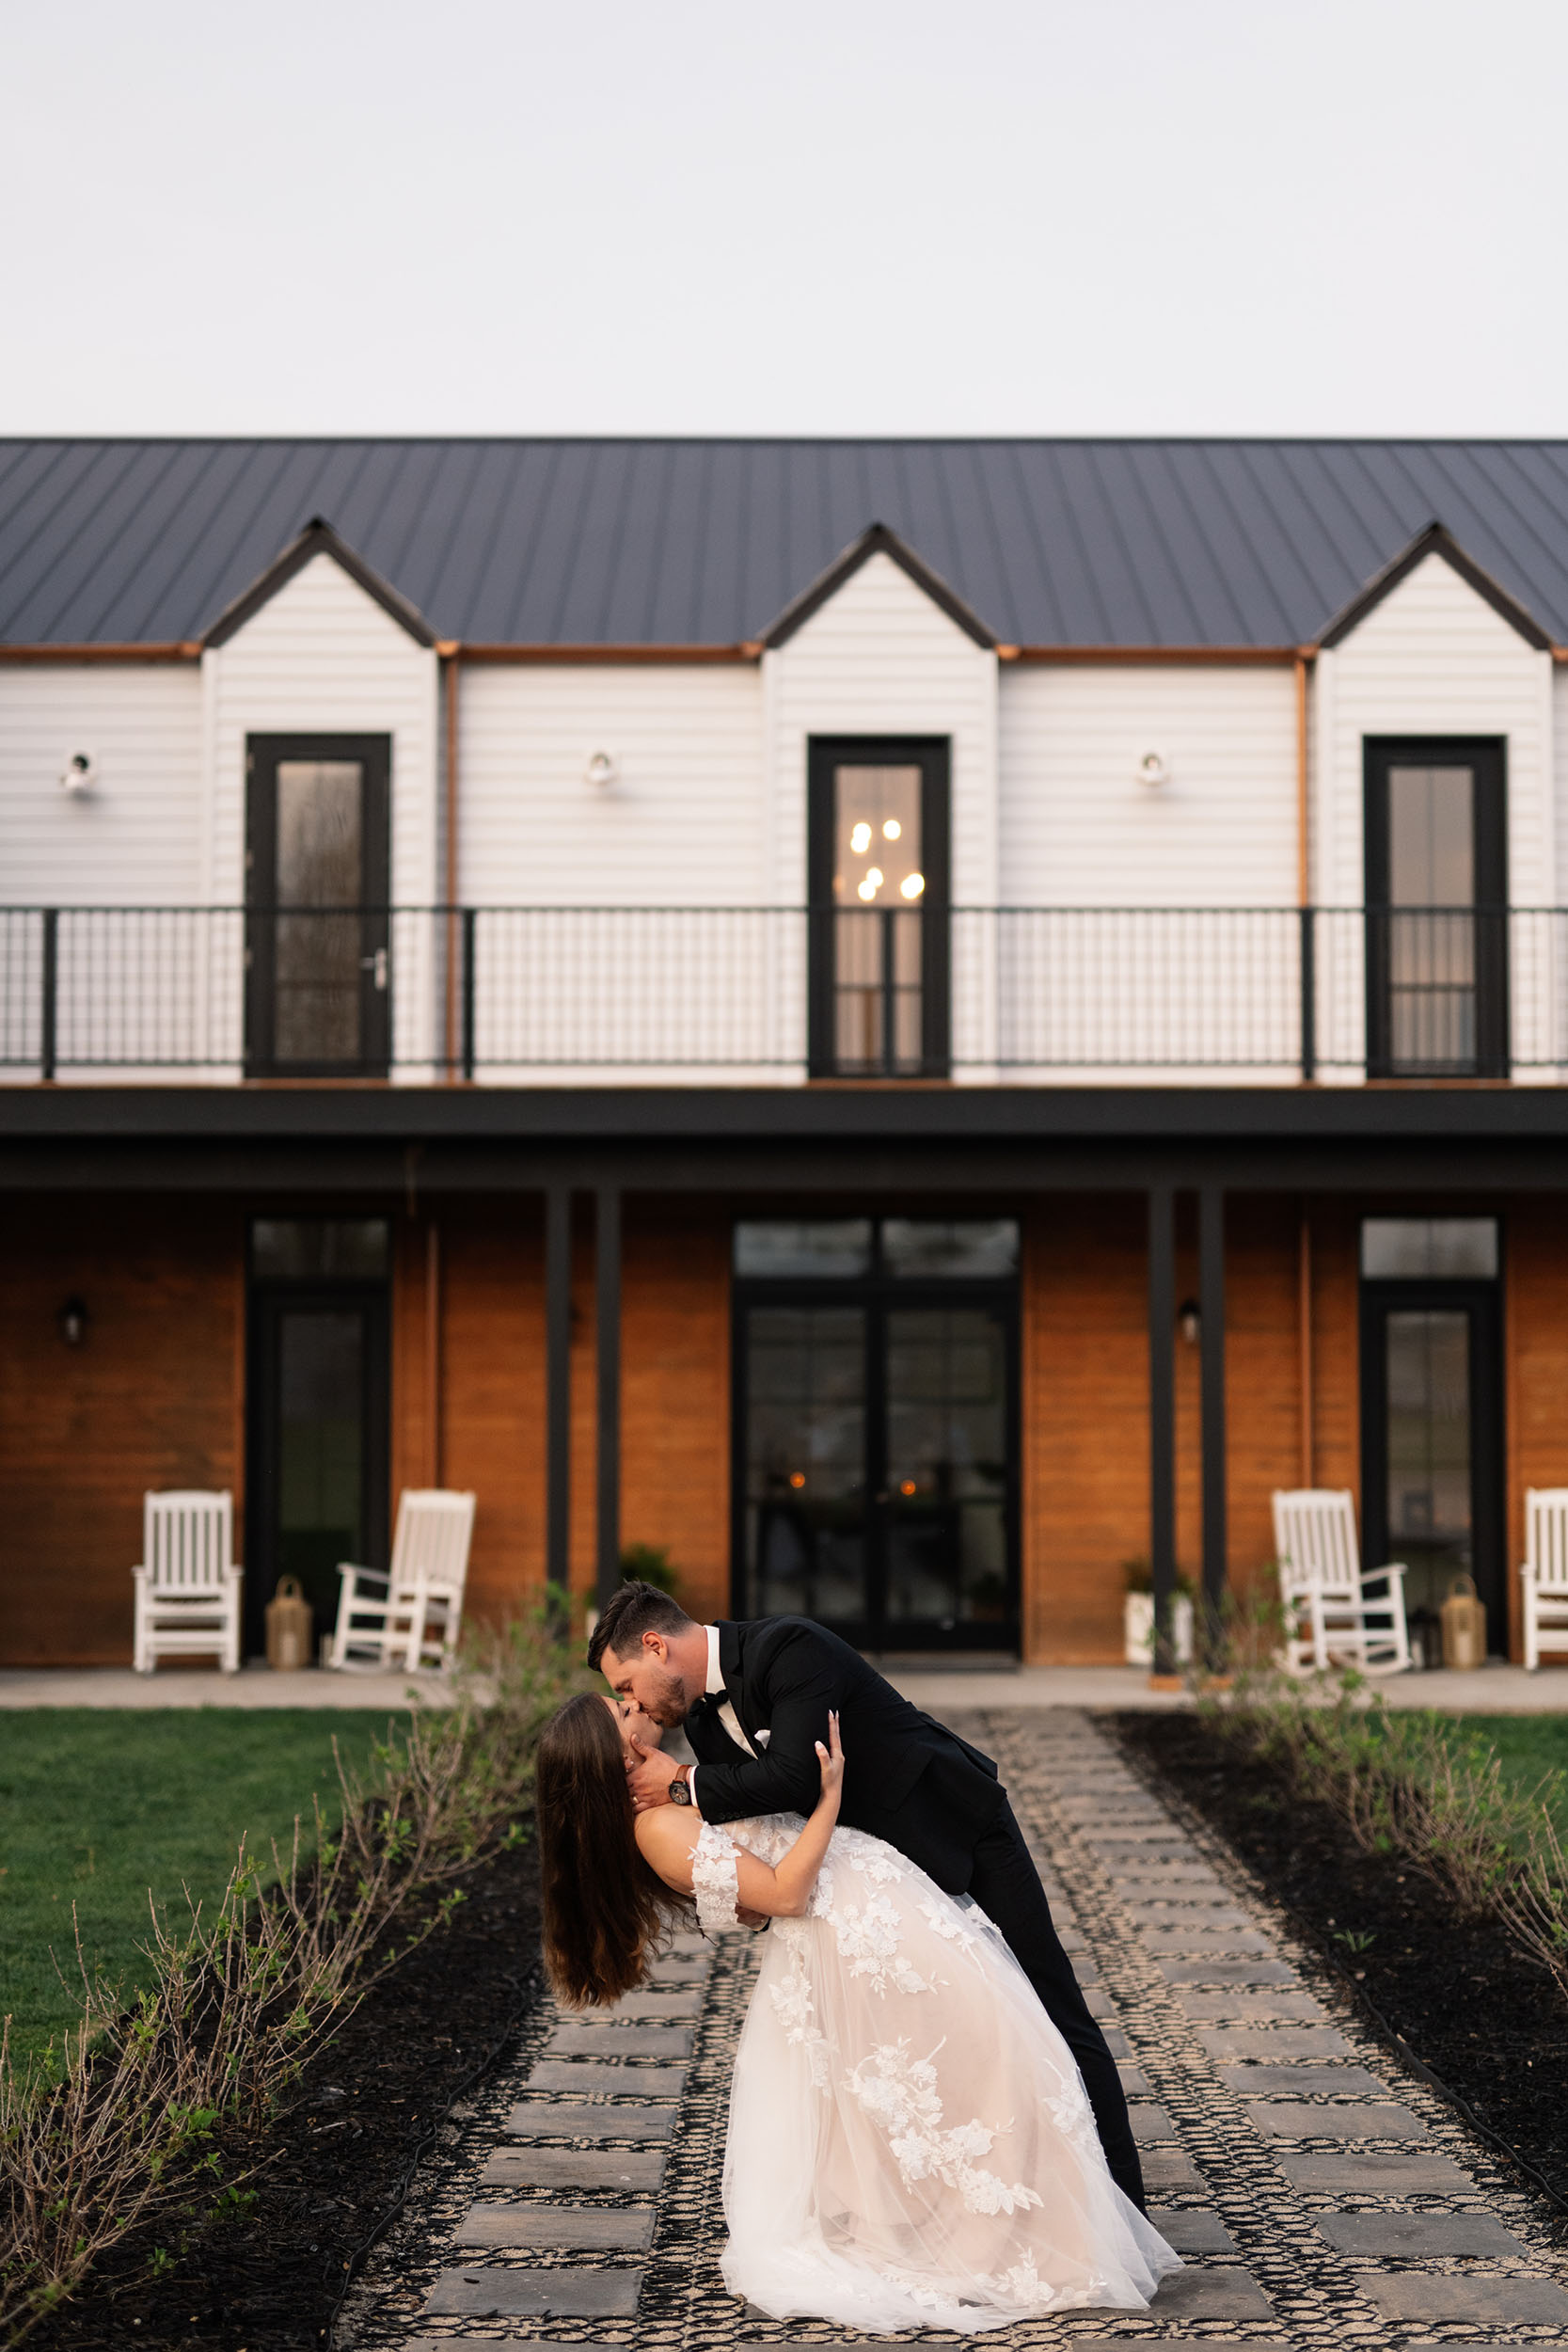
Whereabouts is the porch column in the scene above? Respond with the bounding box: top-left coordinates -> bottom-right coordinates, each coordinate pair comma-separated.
1199,1182 -> 1227,1652
1148,1182 -> 1177,1677
595,1182 -> 622,1613
546,1181 -> 572,1598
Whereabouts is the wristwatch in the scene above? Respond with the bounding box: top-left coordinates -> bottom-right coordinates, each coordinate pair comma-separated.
668,1768 -> 692,1808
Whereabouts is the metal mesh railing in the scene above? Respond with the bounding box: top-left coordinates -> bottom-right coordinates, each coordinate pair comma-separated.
2,902 -> 1565,1081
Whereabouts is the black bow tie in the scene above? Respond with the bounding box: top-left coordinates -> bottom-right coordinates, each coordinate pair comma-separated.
702,1688 -> 732,1716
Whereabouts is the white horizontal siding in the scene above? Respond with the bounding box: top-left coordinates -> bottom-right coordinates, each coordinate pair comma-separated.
206,552 -> 439,1070
0,664 -> 203,903
458,662 -> 765,906
458,662 -> 770,1073
766,553 -> 998,1069
1552,665 -> 1568,913
1314,552 -> 1557,1077
997,662 -> 1298,908
993,662 -> 1299,1075
1316,553 -> 1553,908
766,553 -> 998,907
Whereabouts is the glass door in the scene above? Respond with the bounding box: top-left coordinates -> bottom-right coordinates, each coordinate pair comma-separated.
245,1218 -> 390,1660
734,1218 -> 1018,1651
1360,1276 -> 1503,1654
245,734 -> 391,1076
1365,739 -> 1508,1077
808,739 -> 950,1077
882,1305 -> 1012,1639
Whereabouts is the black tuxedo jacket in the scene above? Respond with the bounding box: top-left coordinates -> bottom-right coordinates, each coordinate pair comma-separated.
683,1616 -> 1006,1896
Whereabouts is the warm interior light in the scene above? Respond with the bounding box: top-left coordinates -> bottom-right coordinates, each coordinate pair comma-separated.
849,821 -> 872,853
882,818 -> 902,841
900,872 -> 925,899
857,878 -> 878,901
900,1478 -> 917,1495
789,1470 -> 806,1488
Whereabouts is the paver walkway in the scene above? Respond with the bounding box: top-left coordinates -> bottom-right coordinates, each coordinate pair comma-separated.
340,1709 -> 1568,2351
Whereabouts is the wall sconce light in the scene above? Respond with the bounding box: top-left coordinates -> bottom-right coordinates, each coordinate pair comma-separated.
58,1295 -> 89,1346
584,751 -> 618,789
59,751 -> 99,797
1136,750 -> 1171,789
1178,1297 -> 1200,1345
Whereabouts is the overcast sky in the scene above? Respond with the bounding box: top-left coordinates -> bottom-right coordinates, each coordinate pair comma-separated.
3,0 -> 1562,438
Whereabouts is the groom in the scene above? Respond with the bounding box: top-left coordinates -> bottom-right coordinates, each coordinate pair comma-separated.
591,1581 -> 1145,2214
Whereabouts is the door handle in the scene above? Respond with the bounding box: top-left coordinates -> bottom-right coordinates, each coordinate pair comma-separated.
361,948 -> 388,991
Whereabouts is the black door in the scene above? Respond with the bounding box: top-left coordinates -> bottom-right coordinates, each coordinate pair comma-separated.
808,739 -> 951,1078
246,1218 -> 391,1660
733,1219 -> 1018,1652
245,734 -> 391,1076
1364,739 -> 1508,1077
1360,1279 -> 1504,1654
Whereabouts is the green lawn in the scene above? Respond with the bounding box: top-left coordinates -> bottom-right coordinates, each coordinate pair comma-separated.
0,1709 -> 408,2068
1445,1712 -> 1568,1818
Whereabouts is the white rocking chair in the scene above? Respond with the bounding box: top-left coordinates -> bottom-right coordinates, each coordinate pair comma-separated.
1272,1488 -> 1412,1677
132,1490 -> 244,1674
1521,1487 -> 1568,1671
328,1488 -> 476,1672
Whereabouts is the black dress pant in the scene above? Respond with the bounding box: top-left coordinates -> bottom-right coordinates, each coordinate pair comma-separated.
965,1799 -> 1146,2214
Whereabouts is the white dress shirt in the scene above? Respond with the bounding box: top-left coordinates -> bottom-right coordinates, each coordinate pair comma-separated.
688,1623 -> 765,1817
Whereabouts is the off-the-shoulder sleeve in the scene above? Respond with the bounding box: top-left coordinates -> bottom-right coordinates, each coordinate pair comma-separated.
690,1820 -> 741,1933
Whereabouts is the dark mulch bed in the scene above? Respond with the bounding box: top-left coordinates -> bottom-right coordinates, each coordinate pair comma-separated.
1114,1710 -> 1568,2227
33,1842 -> 542,2352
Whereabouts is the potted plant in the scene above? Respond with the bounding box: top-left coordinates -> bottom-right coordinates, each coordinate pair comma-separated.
1122,1561 -> 1196,1666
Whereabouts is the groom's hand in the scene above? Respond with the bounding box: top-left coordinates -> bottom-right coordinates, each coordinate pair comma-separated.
626,1734 -> 685,1812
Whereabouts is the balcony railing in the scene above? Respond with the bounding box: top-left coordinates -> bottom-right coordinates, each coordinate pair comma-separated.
0,903 -> 1562,1082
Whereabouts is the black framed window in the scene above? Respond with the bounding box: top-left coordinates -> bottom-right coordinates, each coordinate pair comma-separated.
1358,1217 -> 1503,1658
732,1216 -> 1019,1652
1364,739 -> 1508,1078
808,739 -> 950,1078
245,734 -> 391,1077
245,1217 -> 391,1661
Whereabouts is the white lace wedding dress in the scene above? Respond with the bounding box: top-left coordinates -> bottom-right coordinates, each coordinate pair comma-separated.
691,1813 -> 1180,2334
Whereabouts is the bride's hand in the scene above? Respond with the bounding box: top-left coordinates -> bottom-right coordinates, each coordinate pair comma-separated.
814,1711 -> 845,1804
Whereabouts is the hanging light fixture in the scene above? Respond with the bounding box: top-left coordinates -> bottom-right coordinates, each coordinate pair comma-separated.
58,1295 -> 89,1345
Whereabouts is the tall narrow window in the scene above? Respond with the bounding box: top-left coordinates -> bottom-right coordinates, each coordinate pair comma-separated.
1365,739 -> 1507,1078
245,734 -> 391,1077
808,739 -> 950,1077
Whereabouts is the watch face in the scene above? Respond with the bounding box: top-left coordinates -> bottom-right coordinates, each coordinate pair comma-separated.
671,1777 -> 691,1805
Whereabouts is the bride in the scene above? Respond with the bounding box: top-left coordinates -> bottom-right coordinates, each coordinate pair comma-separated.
534,1692 -> 1179,2335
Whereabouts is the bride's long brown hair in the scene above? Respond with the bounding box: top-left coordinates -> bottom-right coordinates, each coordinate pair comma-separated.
535,1692 -> 689,2007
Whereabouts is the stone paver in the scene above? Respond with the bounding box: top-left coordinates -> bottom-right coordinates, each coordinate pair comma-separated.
1200,2026 -> 1354,2058
341,1710 -> 1568,2352
1218,2061 -> 1396,2096
1316,2210 -> 1532,2258
1356,2271 -> 1568,2325
455,2203 -> 656,2250
1244,2098 -> 1431,2138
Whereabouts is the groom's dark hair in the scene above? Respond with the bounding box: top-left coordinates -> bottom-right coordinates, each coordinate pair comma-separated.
588,1579 -> 693,1674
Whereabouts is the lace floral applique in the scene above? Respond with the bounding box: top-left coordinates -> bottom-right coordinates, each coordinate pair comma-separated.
829,1889 -> 938,1996
767,1930 -> 832,2087
690,1820 -> 741,1934
920,1895 -> 978,1949
1042,2075 -> 1097,2151
846,2039 -> 1043,2218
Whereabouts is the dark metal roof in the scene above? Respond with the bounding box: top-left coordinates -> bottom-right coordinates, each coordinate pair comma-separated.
8,437 -> 1568,649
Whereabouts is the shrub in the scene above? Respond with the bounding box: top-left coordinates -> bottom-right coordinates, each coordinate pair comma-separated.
618,1543 -> 680,1597
0,1606 -> 582,2344
1195,1606 -> 1568,2010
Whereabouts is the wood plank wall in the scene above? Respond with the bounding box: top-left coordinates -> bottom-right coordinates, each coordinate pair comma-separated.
0,1198 -> 245,1663
6,1188 -> 1560,1669
1022,1194 -> 1353,1662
